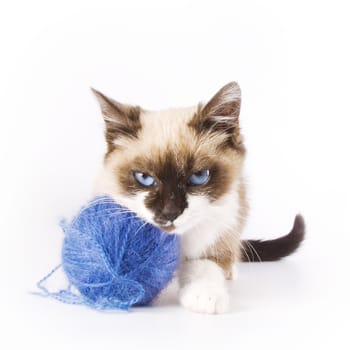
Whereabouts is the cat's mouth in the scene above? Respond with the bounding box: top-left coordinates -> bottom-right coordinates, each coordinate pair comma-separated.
153,219 -> 176,233
158,222 -> 176,233
153,217 -> 176,233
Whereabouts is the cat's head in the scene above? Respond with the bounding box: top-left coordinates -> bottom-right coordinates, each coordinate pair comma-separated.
93,82 -> 245,235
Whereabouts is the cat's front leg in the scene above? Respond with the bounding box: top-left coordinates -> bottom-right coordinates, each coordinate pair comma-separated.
178,259 -> 229,314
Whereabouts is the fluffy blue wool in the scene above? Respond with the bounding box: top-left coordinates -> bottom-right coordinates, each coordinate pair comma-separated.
38,196 -> 180,310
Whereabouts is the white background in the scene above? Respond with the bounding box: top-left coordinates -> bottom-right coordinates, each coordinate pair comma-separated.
1,1 -> 349,349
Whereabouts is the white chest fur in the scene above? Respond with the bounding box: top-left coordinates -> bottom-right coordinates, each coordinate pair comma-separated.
180,182 -> 240,259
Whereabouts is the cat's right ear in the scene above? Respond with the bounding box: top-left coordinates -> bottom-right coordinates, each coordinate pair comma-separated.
189,82 -> 243,150
91,88 -> 141,152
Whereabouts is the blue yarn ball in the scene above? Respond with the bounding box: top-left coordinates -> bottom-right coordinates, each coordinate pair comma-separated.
61,196 -> 180,310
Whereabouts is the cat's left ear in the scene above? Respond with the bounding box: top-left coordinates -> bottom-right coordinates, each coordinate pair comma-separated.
190,82 -> 243,149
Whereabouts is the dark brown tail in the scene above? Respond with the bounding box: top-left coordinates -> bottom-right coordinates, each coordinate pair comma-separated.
241,215 -> 305,262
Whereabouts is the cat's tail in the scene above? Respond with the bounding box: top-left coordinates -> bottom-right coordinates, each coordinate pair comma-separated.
240,214 -> 305,262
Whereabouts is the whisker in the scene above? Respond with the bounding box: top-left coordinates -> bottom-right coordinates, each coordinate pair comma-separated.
239,240 -> 251,263
245,240 -> 262,262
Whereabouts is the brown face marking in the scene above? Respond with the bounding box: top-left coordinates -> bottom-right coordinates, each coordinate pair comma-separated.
116,144 -> 241,225
143,152 -> 189,225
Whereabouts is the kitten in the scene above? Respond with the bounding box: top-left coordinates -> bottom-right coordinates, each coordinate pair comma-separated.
92,82 -> 305,314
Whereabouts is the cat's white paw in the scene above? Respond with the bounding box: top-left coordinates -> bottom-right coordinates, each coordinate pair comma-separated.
179,282 -> 229,314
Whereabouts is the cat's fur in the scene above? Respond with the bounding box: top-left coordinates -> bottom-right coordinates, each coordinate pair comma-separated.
93,82 -> 305,314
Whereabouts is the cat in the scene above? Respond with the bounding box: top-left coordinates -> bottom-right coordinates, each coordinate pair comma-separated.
92,82 -> 305,314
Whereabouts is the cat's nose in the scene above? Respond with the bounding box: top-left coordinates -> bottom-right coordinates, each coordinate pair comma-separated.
161,210 -> 181,222
158,202 -> 184,222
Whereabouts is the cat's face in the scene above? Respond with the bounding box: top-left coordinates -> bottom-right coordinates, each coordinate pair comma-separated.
93,82 -> 245,235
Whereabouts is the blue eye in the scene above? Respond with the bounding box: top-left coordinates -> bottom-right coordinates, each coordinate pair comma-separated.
188,169 -> 210,186
133,172 -> 156,187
